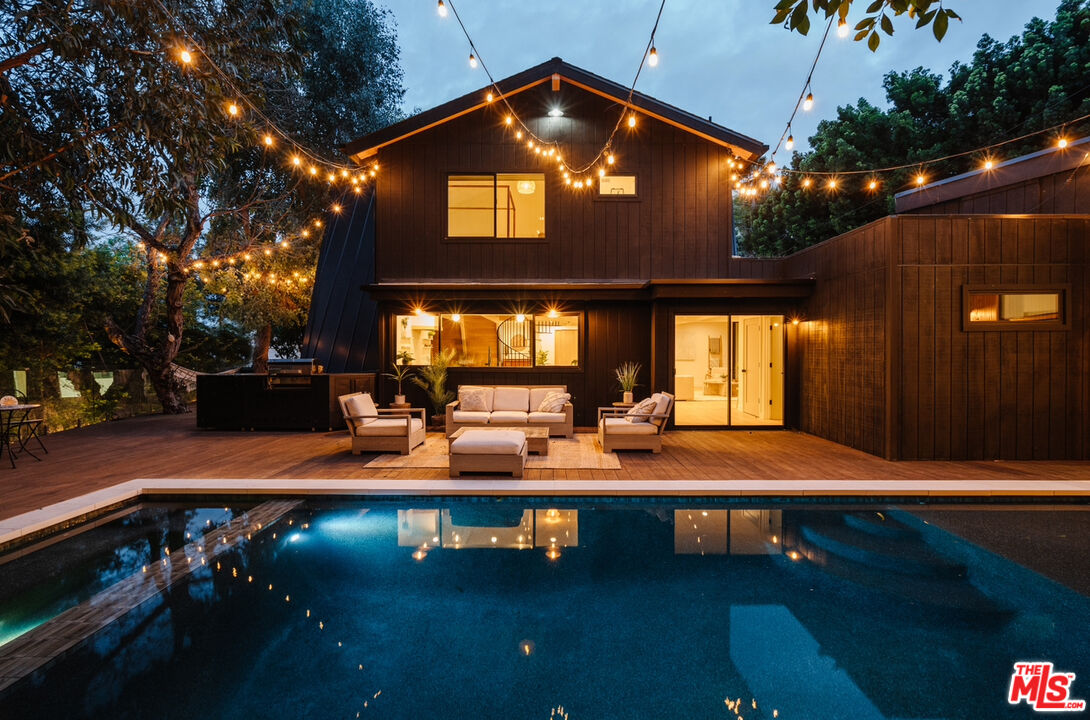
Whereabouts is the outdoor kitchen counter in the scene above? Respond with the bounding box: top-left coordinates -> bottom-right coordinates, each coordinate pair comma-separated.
195,373 -> 375,431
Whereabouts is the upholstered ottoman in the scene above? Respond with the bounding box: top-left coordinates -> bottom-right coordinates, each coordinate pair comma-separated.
448,429 -> 527,478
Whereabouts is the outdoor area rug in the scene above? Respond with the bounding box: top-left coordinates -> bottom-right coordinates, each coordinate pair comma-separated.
363,433 -> 622,470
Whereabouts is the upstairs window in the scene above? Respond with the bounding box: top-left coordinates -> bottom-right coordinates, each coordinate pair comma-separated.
598,174 -> 637,197
448,173 -> 545,239
963,286 -> 1068,330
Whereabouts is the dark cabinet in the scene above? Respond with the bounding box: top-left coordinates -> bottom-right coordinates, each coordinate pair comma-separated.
196,373 -> 376,431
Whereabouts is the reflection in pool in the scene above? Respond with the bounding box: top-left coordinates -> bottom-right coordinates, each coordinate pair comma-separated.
0,501 -> 1087,720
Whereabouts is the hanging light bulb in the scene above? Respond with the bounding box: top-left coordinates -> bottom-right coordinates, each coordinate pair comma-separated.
916,173 -> 926,186
826,178 -> 837,189
291,156 -> 301,167
868,179 -> 878,191
179,49 -> 193,64
983,159 -> 994,170
1057,137 -> 1069,149
263,134 -> 274,147
505,115 -> 513,125
227,103 -> 240,117
486,92 -> 493,102
802,177 -> 813,188
648,46 -> 659,67
785,133 -> 794,151
627,113 -> 636,128
767,162 -> 776,175
437,0 -> 448,17
803,92 -> 814,111
607,154 -> 615,165
469,53 -> 478,69
837,18 -> 849,37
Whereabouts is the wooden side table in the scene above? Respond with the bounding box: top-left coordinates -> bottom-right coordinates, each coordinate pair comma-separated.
612,401 -> 636,409
388,403 -> 413,415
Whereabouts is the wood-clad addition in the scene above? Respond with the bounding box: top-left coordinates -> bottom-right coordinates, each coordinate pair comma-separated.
789,214 -> 1088,461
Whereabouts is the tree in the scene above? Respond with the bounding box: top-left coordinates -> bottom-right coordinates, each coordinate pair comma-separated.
2,0 -> 404,412
738,0 -> 1090,256
772,0 -> 963,50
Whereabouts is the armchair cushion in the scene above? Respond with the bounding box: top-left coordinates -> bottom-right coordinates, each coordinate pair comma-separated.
345,393 -> 378,425
600,417 -> 658,435
492,387 -> 530,412
354,418 -> 424,436
650,393 -> 672,427
625,397 -> 658,423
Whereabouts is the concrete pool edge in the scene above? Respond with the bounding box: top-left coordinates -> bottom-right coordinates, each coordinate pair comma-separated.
2,477 -> 1089,548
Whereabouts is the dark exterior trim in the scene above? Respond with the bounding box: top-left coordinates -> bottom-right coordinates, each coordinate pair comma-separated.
364,279 -> 814,302
343,57 -> 767,162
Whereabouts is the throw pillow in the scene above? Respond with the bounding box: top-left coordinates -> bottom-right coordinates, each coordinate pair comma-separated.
537,391 -> 571,413
345,393 -> 378,425
625,397 -> 658,423
459,388 -> 490,412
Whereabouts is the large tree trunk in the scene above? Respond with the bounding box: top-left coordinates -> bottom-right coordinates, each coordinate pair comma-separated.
106,264 -> 189,414
251,323 -> 272,374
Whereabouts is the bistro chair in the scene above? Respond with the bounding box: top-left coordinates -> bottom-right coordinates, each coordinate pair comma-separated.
1,391 -> 47,468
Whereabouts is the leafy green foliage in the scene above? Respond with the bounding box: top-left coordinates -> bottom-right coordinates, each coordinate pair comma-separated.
411,349 -> 457,416
740,0 -> 1090,256
772,0 -> 962,50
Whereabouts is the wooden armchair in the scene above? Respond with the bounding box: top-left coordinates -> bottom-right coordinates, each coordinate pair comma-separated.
597,391 -> 675,454
338,392 -> 426,455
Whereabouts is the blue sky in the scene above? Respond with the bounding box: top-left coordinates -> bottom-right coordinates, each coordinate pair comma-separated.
377,0 -> 1054,155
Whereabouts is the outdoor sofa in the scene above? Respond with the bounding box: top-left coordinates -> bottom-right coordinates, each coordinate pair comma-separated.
445,385 -> 573,438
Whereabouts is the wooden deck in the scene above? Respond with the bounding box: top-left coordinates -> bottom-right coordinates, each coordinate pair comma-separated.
2,414 -> 1089,522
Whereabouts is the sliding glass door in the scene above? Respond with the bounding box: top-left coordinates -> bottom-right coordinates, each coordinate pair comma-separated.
673,314 -> 784,427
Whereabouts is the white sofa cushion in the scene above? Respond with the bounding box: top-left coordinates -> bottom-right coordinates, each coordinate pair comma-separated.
345,393 -> 377,425
493,387 -> 530,411
529,387 -> 555,411
355,418 -> 423,436
537,391 -> 570,413
528,411 -> 566,423
489,410 -> 528,424
625,397 -> 658,423
452,410 -> 491,423
458,386 -> 494,412
600,417 -> 658,435
450,430 -> 526,454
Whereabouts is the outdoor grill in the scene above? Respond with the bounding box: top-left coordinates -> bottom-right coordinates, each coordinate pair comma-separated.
267,358 -> 319,389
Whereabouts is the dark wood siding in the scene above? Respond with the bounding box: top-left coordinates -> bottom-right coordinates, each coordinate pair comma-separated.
905,164 -> 1090,215
781,219 -> 891,457
374,84 -> 737,282
895,215 -> 1088,460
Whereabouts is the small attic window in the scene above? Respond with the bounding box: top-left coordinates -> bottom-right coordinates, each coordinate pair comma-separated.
598,175 -> 637,197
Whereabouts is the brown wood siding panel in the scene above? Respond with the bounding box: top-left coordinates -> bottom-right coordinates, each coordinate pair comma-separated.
890,215 -> 1087,460
904,165 -> 1090,215
374,85 -> 739,282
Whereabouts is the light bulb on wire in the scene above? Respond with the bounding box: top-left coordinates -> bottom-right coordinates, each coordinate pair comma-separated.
837,18 -> 849,37
648,46 -> 658,67
803,92 -> 814,111
785,133 -> 794,151
469,53 -> 478,69
437,0 -> 448,17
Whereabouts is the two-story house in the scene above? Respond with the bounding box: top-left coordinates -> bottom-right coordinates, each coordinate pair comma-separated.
304,58 -> 1089,461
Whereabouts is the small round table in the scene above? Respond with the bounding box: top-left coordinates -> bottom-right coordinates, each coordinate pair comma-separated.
1,403 -> 44,469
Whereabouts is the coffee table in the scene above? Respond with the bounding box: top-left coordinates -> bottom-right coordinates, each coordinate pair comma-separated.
449,426 -> 549,455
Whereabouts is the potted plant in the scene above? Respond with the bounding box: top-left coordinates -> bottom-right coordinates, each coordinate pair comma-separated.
383,360 -> 414,406
614,361 -> 641,403
411,348 -> 456,427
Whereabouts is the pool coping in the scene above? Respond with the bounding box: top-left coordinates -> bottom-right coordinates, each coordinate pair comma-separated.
1,477 -> 1089,548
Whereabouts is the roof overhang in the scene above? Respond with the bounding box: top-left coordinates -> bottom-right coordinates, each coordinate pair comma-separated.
343,57 -> 767,163
364,279 -> 813,302
894,136 -> 1090,212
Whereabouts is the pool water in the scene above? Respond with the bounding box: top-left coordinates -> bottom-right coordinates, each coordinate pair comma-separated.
1,500 -> 1087,719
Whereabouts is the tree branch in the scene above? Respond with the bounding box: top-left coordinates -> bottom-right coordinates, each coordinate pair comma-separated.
0,42 -> 49,75
0,121 -> 124,182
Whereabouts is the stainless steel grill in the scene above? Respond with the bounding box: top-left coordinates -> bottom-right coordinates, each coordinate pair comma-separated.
268,358 -> 318,388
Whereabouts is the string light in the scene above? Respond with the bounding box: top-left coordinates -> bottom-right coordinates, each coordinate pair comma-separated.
178,49 -> 193,64
983,159 -> 995,170
803,92 -> 814,111
486,92 -> 493,102
227,103 -> 240,117
867,179 -> 878,191
437,0 -> 448,17
826,178 -> 837,189
1057,137 -> 1069,148
647,46 -> 658,67
915,173 -> 926,186
607,154 -> 615,165
802,177 -> 812,188
628,113 -> 637,128
785,133 -> 794,151
837,18 -> 849,37
468,53 -> 478,69
263,134 -> 273,147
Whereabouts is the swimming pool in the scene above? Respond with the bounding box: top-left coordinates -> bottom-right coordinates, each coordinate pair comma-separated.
1,500 -> 1087,719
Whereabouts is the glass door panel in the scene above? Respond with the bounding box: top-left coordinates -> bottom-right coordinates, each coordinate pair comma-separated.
728,315 -> 784,427
673,315 -> 731,426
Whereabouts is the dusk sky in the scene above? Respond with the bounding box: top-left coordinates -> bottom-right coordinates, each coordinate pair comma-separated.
377,0 -> 1054,156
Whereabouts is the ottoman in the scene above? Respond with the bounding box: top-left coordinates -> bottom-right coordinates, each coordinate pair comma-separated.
449,429 -> 527,478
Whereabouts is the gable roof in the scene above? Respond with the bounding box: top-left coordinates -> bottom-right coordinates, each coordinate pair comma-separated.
343,57 -> 767,162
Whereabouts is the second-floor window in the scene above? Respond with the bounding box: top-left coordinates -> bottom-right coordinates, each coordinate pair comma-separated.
448,173 -> 545,239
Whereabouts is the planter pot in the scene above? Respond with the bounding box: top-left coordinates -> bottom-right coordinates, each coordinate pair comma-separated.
623,391 -> 634,404
429,414 -> 445,430
394,394 -> 406,405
